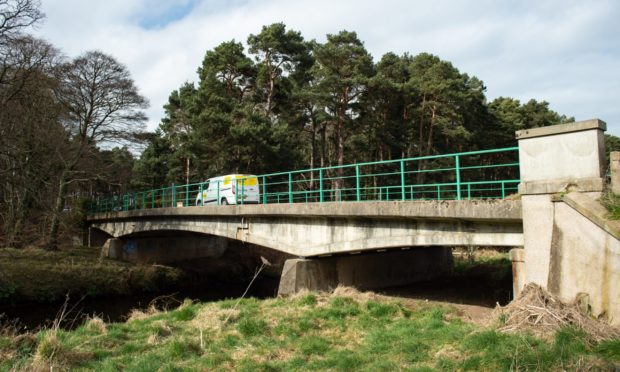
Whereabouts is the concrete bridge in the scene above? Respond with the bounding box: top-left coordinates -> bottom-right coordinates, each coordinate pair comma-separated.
88,200 -> 522,257
87,119 -> 620,325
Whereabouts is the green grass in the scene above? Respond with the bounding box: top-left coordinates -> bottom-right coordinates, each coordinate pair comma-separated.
1,291 -> 617,371
600,191 -> 620,220
0,246 -> 186,304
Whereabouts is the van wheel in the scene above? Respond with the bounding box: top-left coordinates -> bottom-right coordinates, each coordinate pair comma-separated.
221,198 -> 228,205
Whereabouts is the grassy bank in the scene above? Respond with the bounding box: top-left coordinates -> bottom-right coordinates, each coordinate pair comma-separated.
0,247 -> 186,304
1,289 -> 618,371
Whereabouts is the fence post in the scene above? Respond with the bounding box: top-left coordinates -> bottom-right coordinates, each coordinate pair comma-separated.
455,155 -> 461,200
319,169 -> 324,203
262,176 -> 266,204
185,184 -> 189,207
241,178 -> 245,205
288,173 -> 293,203
400,160 -> 406,201
217,180 -> 221,205
199,182 -> 203,206
172,185 -> 176,207
355,165 -> 361,202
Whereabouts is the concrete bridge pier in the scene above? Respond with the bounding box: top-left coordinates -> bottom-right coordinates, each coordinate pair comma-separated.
277,247 -> 453,295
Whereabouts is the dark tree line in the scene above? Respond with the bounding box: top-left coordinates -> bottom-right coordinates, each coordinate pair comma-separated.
2,11 -> 616,249
131,23 -> 576,191
0,0 -> 148,249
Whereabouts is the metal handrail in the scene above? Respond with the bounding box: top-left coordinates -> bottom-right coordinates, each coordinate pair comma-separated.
87,146 -> 519,213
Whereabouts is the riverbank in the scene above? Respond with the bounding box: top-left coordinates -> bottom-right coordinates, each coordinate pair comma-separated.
0,246 -> 186,305
1,287 -> 618,371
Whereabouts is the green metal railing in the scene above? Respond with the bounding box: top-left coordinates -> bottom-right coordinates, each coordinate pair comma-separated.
87,147 -> 519,213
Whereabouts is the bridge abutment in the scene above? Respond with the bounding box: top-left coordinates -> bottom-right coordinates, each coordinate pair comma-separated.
516,119 -> 620,324
277,247 -> 453,296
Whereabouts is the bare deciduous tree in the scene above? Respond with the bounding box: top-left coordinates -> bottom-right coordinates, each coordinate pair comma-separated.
46,51 -> 148,249
0,0 -> 43,42
0,36 -> 63,247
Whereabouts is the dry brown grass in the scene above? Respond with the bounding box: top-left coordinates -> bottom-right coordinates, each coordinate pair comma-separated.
191,305 -> 241,332
495,283 -> 620,342
127,305 -> 161,322
84,316 -> 107,334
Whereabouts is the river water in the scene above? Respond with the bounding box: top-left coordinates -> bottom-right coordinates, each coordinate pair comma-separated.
1,255 -> 512,332
0,277 -> 280,332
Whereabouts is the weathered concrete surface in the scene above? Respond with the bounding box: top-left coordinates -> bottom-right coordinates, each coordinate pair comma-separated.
611,151 -> 620,195
510,248 -> 525,300
277,248 -> 453,295
87,200 -> 523,257
100,238 -> 123,260
517,119 -> 606,194
517,119 -> 620,325
521,194 -> 555,289
99,235 -> 230,264
88,199 -> 522,221
548,193 -> 620,324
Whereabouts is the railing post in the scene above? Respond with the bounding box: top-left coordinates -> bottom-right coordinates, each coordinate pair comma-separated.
355,165 -> 361,202
501,181 -> 505,199
172,185 -> 176,207
235,178 -> 239,204
217,180 -> 221,205
400,160 -> 406,201
241,178 -> 245,205
262,176 -> 266,204
185,184 -> 189,207
319,169 -> 324,203
467,184 -> 471,200
199,182 -> 203,206
288,173 -> 293,203
455,155 -> 461,200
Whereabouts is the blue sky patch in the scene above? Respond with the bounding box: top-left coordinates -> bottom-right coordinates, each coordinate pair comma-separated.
137,0 -> 200,29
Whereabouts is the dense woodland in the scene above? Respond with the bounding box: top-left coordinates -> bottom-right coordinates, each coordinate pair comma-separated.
1,1 -> 617,249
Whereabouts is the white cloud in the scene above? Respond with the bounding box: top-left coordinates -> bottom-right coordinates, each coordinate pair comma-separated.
36,0 -> 620,135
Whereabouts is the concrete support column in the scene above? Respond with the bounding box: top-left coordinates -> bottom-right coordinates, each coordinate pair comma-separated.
509,248 -> 525,299
278,247 -> 453,296
516,119 -> 606,296
100,238 -> 124,260
611,151 -> 620,194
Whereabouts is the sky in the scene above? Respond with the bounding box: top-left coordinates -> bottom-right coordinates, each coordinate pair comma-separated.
35,0 -> 620,135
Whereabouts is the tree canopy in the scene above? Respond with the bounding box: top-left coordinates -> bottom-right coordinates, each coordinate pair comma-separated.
134,23 -> 576,191
1,11 -> 607,248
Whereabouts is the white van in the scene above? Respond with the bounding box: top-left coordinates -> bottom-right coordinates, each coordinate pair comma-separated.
195,174 -> 260,206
